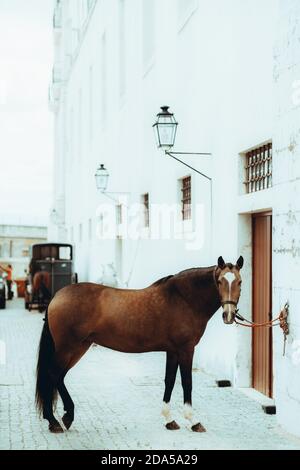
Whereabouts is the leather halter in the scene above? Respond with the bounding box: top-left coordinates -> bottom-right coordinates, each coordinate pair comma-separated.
221,300 -> 238,308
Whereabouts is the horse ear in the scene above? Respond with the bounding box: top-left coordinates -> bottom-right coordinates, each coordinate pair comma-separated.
236,256 -> 244,270
217,256 -> 225,269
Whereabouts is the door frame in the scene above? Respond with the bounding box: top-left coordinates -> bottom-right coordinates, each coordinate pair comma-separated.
236,208 -> 273,390
251,210 -> 273,397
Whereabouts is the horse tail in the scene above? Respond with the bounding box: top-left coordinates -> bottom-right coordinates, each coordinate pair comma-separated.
35,310 -> 58,416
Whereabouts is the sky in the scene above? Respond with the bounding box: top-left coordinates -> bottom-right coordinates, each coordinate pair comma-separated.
0,0 -> 54,225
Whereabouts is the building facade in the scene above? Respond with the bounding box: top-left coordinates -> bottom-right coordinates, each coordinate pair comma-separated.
50,0 -> 300,437
0,221 -> 47,279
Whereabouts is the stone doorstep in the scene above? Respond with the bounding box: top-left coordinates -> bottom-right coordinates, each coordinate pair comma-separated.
238,387 -> 276,414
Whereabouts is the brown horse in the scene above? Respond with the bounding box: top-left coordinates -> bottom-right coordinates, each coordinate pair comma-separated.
35,256 -> 243,433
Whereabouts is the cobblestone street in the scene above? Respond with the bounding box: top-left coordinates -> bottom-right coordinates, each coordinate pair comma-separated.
0,299 -> 300,451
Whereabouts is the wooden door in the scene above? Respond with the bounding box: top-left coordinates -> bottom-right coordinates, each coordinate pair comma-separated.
252,212 -> 273,397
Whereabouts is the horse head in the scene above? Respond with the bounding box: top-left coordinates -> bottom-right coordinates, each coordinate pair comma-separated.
215,256 -> 244,324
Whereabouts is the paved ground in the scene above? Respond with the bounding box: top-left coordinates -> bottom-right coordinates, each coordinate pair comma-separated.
1,299 -> 300,450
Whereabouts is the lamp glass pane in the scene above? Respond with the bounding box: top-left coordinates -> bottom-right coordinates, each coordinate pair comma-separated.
153,124 -> 161,148
95,172 -> 109,191
157,123 -> 176,148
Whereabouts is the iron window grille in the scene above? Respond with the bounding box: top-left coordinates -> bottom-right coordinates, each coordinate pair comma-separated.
244,143 -> 272,193
181,176 -> 192,220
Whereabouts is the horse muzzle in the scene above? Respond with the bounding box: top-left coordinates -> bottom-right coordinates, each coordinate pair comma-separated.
222,301 -> 238,325
222,311 -> 235,324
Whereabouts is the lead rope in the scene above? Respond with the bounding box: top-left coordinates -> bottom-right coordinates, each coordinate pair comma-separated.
234,302 -> 289,356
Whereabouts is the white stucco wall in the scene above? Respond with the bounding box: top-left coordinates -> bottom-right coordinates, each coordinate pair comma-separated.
51,0 -> 282,395
272,0 -> 300,437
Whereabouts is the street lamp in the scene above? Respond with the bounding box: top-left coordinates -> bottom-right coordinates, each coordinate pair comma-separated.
95,164 -> 109,192
95,163 -> 129,204
153,106 -> 178,150
153,106 -> 212,181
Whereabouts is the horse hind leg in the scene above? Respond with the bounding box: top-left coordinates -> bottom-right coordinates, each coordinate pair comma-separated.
57,376 -> 74,430
56,341 -> 91,431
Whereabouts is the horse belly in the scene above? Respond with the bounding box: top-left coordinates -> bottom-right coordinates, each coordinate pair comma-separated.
90,318 -> 168,353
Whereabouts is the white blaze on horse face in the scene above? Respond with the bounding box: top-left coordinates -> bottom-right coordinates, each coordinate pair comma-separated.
162,402 -> 173,424
223,272 -> 236,315
183,404 -> 199,426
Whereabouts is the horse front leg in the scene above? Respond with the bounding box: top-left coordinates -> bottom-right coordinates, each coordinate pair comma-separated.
179,346 -> 206,433
162,351 -> 180,430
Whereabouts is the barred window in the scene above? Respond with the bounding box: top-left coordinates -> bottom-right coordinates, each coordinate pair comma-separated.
244,143 -> 272,193
142,193 -> 150,228
181,176 -> 192,220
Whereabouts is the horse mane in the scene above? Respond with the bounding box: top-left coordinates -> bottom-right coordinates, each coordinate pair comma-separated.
151,265 -> 216,287
151,274 -> 174,286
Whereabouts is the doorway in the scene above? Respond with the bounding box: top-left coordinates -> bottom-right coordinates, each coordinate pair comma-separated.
252,212 -> 273,397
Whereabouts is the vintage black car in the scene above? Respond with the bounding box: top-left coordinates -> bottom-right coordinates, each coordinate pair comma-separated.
0,277 -> 6,309
25,243 -> 78,312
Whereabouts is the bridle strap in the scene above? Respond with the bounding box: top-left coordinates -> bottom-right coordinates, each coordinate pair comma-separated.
221,300 -> 238,307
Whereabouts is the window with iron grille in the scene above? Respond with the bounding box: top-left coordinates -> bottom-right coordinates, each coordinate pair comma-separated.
142,193 -> 150,228
244,143 -> 272,193
181,176 -> 192,220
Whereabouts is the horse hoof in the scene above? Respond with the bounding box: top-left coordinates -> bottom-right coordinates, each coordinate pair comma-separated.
191,422 -> 206,433
62,413 -> 73,430
166,420 -> 180,430
49,422 -> 64,433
